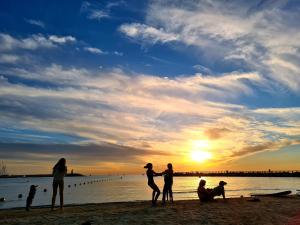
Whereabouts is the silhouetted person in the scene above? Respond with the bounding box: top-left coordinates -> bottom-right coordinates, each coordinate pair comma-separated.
162,163 -> 173,204
26,185 -> 38,211
211,181 -> 227,199
51,158 -> 67,211
197,179 -> 213,202
144,163 -> 161,206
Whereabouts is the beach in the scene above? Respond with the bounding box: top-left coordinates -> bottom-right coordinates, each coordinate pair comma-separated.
1,196 -> 300,225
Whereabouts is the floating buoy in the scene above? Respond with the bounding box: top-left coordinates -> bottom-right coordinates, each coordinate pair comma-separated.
43,189 -> 47,192
0,197 -> 5,202
18,194 -> 22,198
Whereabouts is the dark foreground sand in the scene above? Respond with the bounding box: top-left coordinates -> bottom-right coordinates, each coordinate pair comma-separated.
1,196 -> 300,225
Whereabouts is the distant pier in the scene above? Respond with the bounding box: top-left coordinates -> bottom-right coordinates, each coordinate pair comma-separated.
174,170 -> 300,177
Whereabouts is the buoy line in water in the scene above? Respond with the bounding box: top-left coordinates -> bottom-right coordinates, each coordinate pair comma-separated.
0,176 -> 123,203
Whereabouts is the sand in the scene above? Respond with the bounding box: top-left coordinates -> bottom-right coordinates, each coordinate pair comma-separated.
1,196 -> 300,225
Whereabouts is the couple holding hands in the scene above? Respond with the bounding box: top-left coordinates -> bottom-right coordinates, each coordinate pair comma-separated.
144,163 -> 173,206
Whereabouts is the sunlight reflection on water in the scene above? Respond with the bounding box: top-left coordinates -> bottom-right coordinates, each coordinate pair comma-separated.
0,175 -> 300,209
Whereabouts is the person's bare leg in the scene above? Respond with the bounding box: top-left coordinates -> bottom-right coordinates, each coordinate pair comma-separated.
169,187 -> 173,203
152,191 -> 155,202
162,191 -> 166,204
154,190 -> 160,202
162,185 -> 167,204
51,182 -> 58,210
59,181 -> 64,210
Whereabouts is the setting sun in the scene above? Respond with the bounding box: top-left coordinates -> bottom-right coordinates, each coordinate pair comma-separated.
191,150 -> 212,162
190,140 -> 212,162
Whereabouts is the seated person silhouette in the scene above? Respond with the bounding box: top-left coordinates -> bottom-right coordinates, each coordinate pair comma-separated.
197,179 -> 213,202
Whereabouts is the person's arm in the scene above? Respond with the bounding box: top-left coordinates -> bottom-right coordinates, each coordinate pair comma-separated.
160,169 -> 168,176
153,171 -> 162,176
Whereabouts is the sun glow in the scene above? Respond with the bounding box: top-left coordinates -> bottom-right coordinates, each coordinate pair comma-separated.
191,150 -> 212,162
190,140 -> 212,162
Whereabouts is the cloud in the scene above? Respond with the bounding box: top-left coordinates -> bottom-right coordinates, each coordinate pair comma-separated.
25,19 -> 45,28
106,1 -> 125,9
48,35 -> 76,44
113,51 -> 123,56
1,1 -> 300,173
193,65 -> 211,74
0,54 -> 21,64
0,142 -> 169,163
204,128 -> 231,140
119,23 -> 178,44
0,33 -> 55,51
88,10 -> 110,20
230,140 -> 300,158
1,63 -> 299,171
119,0 -> 300,92
81,1 -> 113,21
0,33 -> 76,51
83,47 -> 107,55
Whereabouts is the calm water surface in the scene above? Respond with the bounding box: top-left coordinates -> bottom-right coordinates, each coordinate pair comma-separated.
0,175 -> 300,209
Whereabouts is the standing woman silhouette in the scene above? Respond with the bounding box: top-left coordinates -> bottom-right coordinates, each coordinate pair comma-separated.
162,163 -> 174,204
51,158 -> 67,210
144,163 -> 161,206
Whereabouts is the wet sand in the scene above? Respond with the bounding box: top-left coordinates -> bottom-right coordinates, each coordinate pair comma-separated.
1,196 -> 300,225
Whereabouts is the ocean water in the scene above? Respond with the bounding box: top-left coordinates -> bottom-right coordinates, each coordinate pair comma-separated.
0,175 -> 300,209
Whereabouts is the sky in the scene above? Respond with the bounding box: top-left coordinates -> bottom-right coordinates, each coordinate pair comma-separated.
0,0 -> 300,175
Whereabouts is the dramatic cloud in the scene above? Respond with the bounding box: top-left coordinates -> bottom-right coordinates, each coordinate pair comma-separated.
1,0 -> 300,173
119,0 -> 300,92
1,64 -> 299,172
0,142 -> 169,163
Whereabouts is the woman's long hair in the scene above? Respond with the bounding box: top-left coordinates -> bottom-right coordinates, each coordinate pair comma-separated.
53,158 -> 66,172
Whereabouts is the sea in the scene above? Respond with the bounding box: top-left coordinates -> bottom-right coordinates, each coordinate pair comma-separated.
1,175 -> 300,209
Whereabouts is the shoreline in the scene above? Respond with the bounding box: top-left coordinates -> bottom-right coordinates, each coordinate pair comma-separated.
0,200 -> 149,211
1,196 -> 300,225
